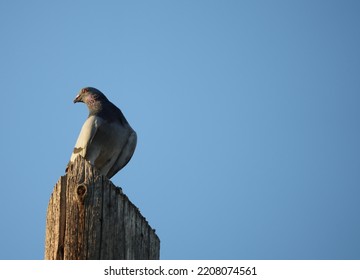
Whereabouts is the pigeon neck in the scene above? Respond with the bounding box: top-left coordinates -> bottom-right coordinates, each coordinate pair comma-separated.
86,99 -> 103,116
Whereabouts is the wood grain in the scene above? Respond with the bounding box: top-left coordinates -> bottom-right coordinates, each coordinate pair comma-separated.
45,156 -> 160,260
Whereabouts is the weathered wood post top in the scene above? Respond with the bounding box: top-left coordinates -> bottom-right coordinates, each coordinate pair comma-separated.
45,156 -> 160,260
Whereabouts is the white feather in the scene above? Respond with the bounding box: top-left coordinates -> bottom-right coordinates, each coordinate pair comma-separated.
70,116 -> 103,163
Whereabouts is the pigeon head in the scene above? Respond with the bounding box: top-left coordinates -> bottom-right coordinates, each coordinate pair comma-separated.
74,87 -> 108,103
74,87 -> 109,113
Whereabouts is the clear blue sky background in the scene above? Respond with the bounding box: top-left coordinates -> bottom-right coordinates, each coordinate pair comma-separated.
0,1 -> 359,260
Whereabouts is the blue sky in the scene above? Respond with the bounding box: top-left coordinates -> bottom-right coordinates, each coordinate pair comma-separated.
0,0 -> 359,260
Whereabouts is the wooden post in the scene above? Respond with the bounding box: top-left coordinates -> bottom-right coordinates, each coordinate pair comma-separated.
44,156 -> 160,260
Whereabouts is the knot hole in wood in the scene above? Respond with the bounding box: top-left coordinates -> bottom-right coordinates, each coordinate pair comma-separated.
76,184 -> 87,204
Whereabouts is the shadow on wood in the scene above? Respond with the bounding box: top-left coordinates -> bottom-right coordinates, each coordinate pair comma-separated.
45,156 -> 160,260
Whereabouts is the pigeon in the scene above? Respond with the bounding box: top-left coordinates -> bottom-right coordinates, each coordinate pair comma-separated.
67,87 -> 137,178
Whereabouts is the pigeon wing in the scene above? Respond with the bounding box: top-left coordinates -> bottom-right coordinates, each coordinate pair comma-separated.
106,129 -> 137,178
70,115 -> 103,164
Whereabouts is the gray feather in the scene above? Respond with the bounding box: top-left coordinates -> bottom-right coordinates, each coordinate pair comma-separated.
68,87 -> 137,178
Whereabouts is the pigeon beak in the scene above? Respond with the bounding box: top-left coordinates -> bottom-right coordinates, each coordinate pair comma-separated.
73,94 -> 82,103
